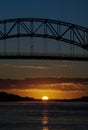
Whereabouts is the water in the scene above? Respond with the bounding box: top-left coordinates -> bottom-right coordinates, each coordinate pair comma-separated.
0,101 -> 88,130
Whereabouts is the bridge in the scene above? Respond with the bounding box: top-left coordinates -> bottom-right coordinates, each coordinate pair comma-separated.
0,18 -> 88,61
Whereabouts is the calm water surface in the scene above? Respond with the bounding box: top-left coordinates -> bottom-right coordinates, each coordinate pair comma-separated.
0,101 -> 88,130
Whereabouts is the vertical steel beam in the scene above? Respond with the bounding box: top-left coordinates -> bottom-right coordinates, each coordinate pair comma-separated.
4,21 -> 6,56
30,20 -> 33,55
17,20 -> 20,55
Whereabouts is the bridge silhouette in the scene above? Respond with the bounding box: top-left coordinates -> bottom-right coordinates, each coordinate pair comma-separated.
0,18 -> 88,61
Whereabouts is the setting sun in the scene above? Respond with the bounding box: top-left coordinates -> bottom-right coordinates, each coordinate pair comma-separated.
42,96 -> 49,101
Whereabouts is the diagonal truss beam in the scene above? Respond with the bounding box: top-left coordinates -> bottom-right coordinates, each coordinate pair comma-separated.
0,18 -> 88,50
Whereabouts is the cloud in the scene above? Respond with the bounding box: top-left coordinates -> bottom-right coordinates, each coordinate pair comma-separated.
0,64 -> 10,67
53,83 -> 87,91
53,63 -> 72,68
12,65 -> 49,70
30,83 -> 87,91
0,79 -> 88,92
0,62 -> 50,70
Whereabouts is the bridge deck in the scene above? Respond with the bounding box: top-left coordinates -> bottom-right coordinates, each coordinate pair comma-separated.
0,55 -> 88,61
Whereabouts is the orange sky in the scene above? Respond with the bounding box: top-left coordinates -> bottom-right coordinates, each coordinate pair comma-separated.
2,88 -> 87,100
1,82 -> 88,99
0,60 -> 88,99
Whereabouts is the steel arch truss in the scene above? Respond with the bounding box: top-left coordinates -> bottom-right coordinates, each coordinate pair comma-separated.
0,18 -> 88,50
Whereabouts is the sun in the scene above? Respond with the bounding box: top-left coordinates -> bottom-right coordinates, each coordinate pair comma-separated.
42,96 -> 49,101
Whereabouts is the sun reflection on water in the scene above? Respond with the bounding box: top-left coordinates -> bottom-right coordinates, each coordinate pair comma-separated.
42,106 -> 49,130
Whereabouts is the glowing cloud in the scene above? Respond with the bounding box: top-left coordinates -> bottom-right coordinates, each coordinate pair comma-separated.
12,65 -> 49,70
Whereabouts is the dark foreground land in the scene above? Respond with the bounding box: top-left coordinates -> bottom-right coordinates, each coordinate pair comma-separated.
0,92 -> 88,102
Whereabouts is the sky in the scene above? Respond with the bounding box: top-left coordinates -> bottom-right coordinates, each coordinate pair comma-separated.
0,0 -> 88,99
0,0 -> 88,26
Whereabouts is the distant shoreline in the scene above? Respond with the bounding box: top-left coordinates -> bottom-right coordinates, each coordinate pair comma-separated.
0,92 -> 88,102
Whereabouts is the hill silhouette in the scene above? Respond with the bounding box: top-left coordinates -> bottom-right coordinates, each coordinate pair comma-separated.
0,92 -> 88,102
0,92 -> 35,102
